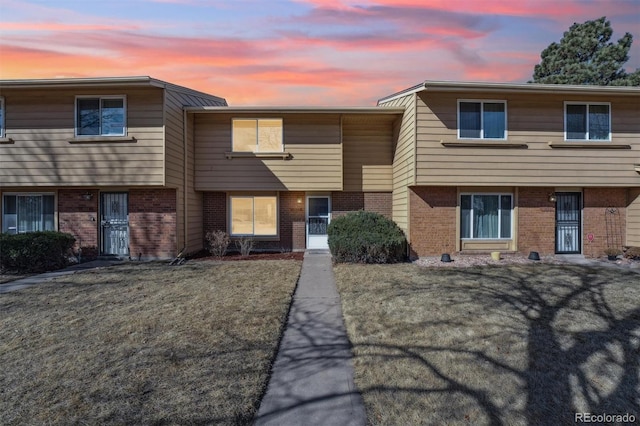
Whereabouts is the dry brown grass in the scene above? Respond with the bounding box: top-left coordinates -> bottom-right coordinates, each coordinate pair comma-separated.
334,263 -> 640,425
0,272 -> 31,284
0,260 -> 301,425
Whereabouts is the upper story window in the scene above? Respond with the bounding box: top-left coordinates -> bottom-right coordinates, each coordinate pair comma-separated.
232,119 -> 283,152
0,97 -> 5,137
565,102 -> 610,141
76,96 -> 126,136
458,100 -> 506,139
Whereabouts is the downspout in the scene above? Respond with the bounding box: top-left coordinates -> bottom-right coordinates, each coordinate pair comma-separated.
183,108 -> 188,254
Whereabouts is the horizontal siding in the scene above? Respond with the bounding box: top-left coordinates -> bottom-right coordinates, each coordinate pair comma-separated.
415,91 -> 640,187
379,94 -> 415,235
0,86 -> 165,186
195,113 -> 342,191
628,188 -> 640,246
342,116 -> 394,191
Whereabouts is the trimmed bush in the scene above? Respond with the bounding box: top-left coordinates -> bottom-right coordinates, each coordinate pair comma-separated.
328,211 -> 407,263
0,231 -> 76,273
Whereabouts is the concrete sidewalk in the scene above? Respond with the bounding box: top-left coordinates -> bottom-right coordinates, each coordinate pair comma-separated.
255,250 -> 366,426
0,260 -> 121,294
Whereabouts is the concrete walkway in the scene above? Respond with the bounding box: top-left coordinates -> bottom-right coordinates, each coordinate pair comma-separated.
255,250 -> 366,426
0,260 -> 121,294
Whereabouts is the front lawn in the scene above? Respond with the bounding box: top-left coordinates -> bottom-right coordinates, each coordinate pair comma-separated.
0,260 -> 301,425
334,263 -> 640,425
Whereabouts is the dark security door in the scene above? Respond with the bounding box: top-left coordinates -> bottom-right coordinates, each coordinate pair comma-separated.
100,192 -> 129,256
555,193 -> 581,254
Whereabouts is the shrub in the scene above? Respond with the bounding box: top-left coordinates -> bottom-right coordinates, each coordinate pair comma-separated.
328,211 -> 407,263
205,230 -> 230,259
235,236 -> 254,257
0,231 -> 76,273
624,246 -> 640,260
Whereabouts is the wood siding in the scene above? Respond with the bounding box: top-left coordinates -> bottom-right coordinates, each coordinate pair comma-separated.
415,91 -> 640,187
379,94 -> 416,236
342,115 -> 394,191
0,87 -> 165,186
628,188 -> 640,247
163,88 -> 226,253
194,114 -> 342,191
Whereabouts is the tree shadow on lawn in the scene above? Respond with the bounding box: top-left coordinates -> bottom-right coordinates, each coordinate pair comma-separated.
343,264 -> 639,425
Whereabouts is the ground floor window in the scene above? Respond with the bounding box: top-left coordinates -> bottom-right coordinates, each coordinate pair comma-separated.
2,194 -> 55,234
461,194 -> 512,239
230,195 -> 277,236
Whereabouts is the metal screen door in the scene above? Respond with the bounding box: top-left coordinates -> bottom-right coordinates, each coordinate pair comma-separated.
307,196 -> 330,249
100,192 -> 129,256
555,193 -> 581,254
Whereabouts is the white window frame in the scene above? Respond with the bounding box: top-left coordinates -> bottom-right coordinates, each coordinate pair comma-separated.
75,95 -> 127,137
231,118 -> 284,153
460,193 -> 513,240
457,99 -> 507,140
564,101 -> 611,141
228,194 -> 279,237
2,192 -> 56,234
0,96 -> 5,137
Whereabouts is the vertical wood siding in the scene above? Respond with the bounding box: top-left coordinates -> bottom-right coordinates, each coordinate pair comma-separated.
379,94 -> 416,236
628,188 -> 640,246
415,91 -> 640,186
163,88 -> 226,253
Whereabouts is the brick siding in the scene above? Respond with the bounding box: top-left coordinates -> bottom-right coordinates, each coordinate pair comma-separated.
583,188 -> 627,258
332,192 -> 392,219
409,186 -> 457,257
58,189 -> 99,259
517,187 -> 556,255
202,191 -> 391,252
128,188 -> 177,259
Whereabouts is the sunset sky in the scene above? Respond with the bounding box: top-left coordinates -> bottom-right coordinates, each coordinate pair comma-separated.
1,0 -> 639,105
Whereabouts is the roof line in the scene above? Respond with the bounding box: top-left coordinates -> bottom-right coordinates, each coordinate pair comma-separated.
184,106 -> 405,114
378,80 -> 640,103
0,76 -> 227,104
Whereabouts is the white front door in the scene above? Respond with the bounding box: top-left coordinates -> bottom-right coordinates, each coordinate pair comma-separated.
307,196 -> 331,249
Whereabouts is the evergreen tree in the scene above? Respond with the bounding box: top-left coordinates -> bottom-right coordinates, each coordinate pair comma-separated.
531,17 -> 640,86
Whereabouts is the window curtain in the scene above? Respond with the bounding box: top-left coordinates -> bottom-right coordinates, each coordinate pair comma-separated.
473,195 -> 499,238
460,195 -> 471,238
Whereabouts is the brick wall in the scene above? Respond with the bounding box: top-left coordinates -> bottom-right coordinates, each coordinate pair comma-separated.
203,191 -> 227,235
583,188 -> 627,258
332,192 -> 392,219
58,189 -> 99,259
517,187 -> 556,255
128,189 -> 177,259
409,186 -> 457,257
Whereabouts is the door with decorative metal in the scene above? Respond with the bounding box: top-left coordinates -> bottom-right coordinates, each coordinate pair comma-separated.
555,193 -> 581,254
100,192 -> 129,256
